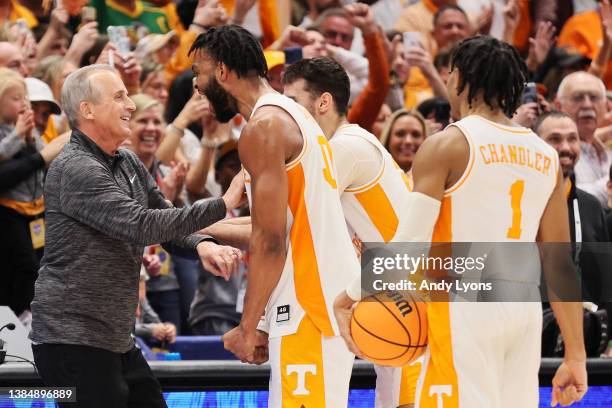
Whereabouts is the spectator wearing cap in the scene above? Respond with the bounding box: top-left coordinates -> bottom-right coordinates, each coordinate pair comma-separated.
32,56 -> 78,143
264,50 -> 285,92
25,77 -> 61,136
135,31 -> 179,65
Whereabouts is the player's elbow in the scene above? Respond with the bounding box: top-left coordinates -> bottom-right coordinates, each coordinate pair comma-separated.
252,230 -> 286,256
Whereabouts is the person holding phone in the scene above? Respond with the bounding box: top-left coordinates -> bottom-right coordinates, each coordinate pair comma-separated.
399,5 -> 470,109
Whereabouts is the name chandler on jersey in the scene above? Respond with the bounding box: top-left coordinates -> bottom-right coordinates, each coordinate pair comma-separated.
479,143 -> 553,176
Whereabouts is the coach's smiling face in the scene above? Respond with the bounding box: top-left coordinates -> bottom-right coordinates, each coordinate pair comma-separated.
192,51 -> 239,123
81,71 -> 136,149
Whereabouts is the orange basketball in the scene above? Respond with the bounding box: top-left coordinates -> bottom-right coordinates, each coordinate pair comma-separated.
350,291 -> 428,367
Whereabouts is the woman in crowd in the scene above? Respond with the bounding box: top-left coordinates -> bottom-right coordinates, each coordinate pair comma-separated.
379,109 -> 428,173
127,93 -> 188,333
140,59 -> 169,108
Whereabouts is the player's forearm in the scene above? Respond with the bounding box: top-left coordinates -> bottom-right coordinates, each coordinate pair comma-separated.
201,221 -> 251,250
240,233 -> 286,332
550,301 -> 586,360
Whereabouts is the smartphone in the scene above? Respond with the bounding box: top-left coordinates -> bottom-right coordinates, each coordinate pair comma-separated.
403,32 -> 423,50
283,47 -> 303,65
107,26 -> 131,56
81,6 -> 96,23
521,82 -> 538,105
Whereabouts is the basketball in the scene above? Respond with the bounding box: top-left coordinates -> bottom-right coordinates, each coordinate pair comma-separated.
350,291 -> 428,367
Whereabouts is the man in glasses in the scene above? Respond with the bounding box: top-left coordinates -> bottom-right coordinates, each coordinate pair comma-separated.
556,71 -> 612,206
316,8 -> 355,51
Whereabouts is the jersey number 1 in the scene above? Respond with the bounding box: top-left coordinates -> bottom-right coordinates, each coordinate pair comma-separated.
506,179 -> 525,239
317,136 -> 337,189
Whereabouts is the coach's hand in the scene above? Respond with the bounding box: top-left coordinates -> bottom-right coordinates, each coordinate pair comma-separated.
551,359 -> 587,406
333,291 -> 363,358
223,325 -> 256,362
197,241 -> 241,281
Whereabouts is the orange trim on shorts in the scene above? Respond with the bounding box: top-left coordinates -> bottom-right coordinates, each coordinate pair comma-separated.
431,196 -> 452,243
417,197 -> 459,407
287,163 -> 335,337
418,302 -> 459,408
400,359 -> 422,405
354,183 -> 399,243
281,315 -> 325,406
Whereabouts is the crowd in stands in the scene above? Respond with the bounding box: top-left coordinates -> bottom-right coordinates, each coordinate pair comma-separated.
0,0 -> 610,357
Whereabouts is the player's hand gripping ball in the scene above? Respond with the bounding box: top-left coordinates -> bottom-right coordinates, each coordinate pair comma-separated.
350,291 -> 428,366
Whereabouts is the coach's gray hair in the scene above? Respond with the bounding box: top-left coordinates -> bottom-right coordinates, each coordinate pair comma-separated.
61,64 -> 116,129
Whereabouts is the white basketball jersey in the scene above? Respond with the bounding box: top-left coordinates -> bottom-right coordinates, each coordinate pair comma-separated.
433,115 -> 559,243
244,93 -> 360,338
334,124 -> 412,243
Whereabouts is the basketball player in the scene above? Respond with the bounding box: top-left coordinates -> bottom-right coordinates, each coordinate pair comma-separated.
189,25 -> 360,407
282,57 -> 419,408
334,36 -> 588,407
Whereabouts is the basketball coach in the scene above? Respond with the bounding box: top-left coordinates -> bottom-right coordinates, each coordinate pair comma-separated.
29,65 -> 245,408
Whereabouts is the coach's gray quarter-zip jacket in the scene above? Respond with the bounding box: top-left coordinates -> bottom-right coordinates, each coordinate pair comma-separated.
30,129 -> 226,353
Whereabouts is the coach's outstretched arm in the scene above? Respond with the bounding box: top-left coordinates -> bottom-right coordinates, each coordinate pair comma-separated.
539,169 -> 588,407
223,108 -> 298,363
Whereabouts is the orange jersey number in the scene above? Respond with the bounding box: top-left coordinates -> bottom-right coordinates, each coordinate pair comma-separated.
506,179 -> 525,239
317,135 -> 337,189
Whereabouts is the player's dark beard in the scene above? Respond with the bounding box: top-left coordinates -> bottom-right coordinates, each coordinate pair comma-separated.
204,77 -> 239,123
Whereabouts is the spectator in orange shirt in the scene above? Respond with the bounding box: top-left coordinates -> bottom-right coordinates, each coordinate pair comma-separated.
558,1 -> 612,89
401,5 -> 468,108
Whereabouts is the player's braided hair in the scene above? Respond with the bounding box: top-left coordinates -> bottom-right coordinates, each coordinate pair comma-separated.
450,36 -> 527,118
188,25 -> 268,79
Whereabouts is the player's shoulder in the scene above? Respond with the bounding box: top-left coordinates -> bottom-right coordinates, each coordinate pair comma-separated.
421,125 -> 468,157
332,124 -> 381,157
244,105 -> 299,138
240,105 -> 303,162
